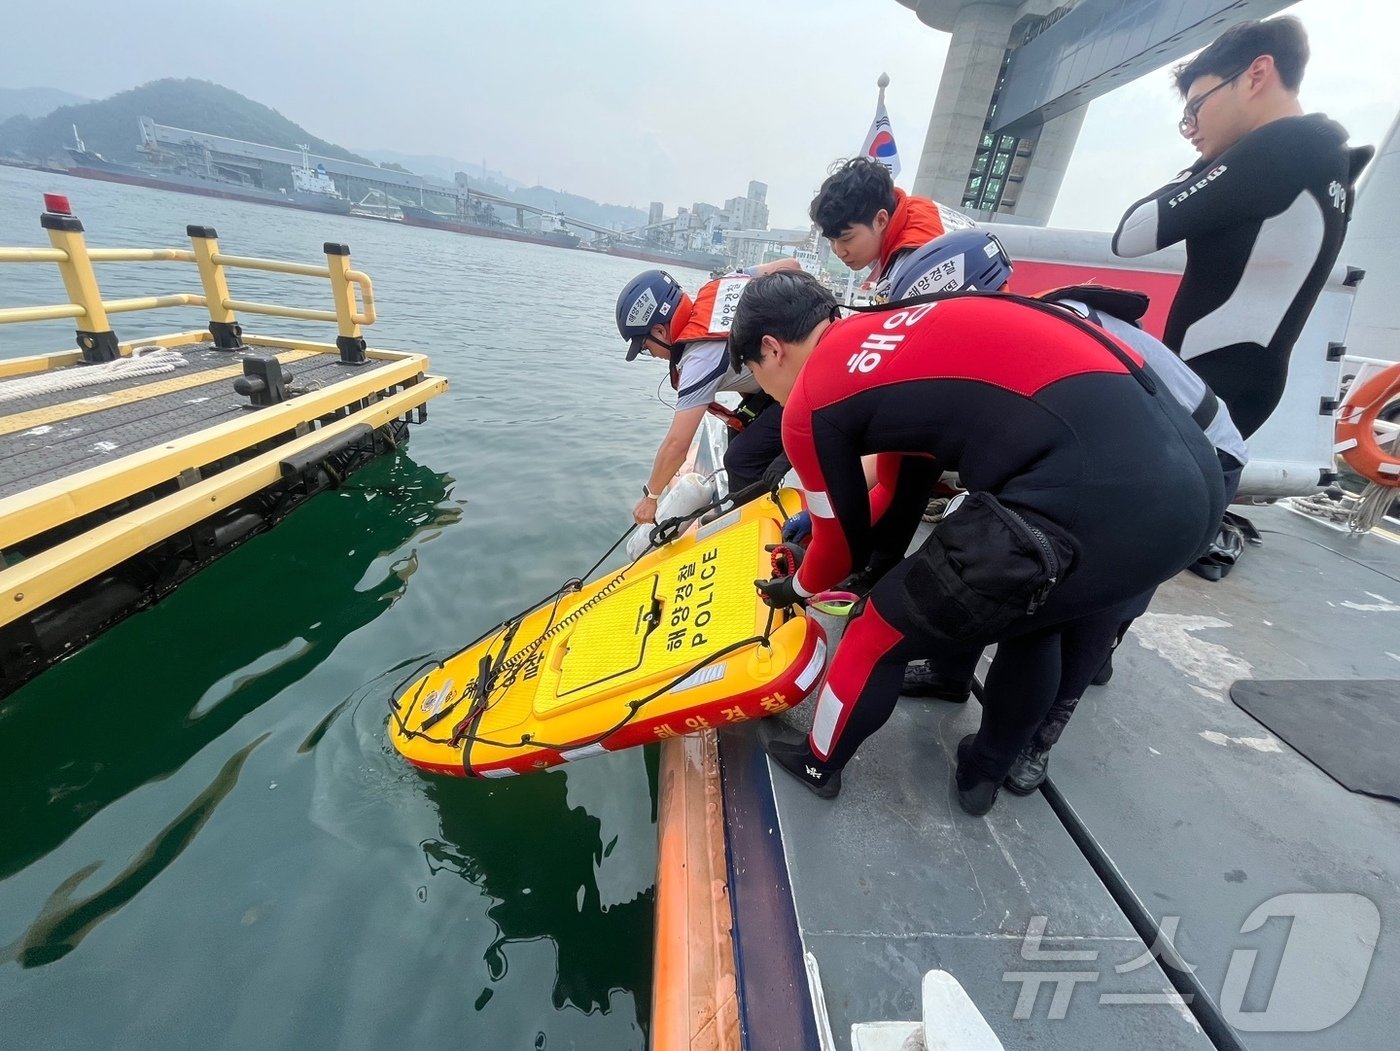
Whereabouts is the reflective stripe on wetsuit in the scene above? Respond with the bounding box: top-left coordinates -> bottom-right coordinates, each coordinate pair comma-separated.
782,296 -> 1224,774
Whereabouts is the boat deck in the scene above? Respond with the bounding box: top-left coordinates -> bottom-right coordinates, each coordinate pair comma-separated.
720,504 -> 1400,1049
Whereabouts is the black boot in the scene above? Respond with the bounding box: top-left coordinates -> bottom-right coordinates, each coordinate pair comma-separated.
763,734 -> 842,799
955,734 -> 1000,815
1004,746 -> 1051,795
902,661 -> 971,702
1188,516 -> 1246,580
1090,652 -> 1113,686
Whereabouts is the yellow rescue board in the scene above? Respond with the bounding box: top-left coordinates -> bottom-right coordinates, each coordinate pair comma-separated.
388,492 -> 824,777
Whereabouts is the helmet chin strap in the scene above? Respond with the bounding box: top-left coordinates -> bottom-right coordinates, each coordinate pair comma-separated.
649,333 -> 676,353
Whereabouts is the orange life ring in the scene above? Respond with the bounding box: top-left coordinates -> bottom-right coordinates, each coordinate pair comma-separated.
1335,363 -> 1400,487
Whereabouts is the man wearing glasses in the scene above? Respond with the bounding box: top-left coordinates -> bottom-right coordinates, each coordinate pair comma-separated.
1112,16 -> 1371,441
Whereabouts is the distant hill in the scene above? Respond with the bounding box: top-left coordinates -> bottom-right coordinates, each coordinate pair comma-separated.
357,146 -> 647,231
0,78 -> 649,232
0,86 -> 89,123
0,79 -> 372,166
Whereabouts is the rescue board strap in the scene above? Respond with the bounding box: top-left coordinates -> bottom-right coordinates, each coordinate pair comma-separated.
387,489 -> 798,760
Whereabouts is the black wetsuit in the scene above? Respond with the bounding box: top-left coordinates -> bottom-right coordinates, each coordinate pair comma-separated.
722,398 -> 784,493
668,337 -> 784,494
785,298 -> 1225,779
1113,115 -> 1372,437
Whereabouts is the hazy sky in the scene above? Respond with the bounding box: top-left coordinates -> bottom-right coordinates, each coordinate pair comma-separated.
1,0 -> 1395,230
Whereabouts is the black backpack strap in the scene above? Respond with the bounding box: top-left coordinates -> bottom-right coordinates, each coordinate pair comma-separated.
1047,290 -> 1222,430
1191,392 -> 1220,432
1037,284 -> 1150,327
846,290 -> 1157,396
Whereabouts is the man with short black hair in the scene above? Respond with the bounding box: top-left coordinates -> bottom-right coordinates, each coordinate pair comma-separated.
809,157 -> 975,302
881,232 -> 1251,793
730,271 -> 1224,814
1113,15 -> 1371,438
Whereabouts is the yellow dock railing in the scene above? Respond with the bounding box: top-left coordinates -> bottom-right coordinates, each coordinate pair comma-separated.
0,193 -> 377,365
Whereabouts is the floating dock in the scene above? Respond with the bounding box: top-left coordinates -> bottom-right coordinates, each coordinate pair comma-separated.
0,194 -> 446,698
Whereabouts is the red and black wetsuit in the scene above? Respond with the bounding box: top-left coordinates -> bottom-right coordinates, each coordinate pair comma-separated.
785,297 -> 1224,778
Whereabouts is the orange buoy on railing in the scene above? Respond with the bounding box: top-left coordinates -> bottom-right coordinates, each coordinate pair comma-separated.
1335,363 -> 1400,487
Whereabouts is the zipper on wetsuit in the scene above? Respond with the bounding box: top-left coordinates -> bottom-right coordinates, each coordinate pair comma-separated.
1001,505 -> 1059,613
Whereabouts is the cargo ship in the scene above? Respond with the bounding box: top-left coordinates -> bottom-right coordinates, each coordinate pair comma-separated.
600,240 -> 728,272
62,128 -> 352,216
399,203 -> 581,249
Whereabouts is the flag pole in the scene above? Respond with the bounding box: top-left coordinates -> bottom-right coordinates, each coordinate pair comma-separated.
846,72 -> 892,305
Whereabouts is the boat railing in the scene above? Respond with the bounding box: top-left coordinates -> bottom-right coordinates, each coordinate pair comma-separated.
0,193 -> 377,371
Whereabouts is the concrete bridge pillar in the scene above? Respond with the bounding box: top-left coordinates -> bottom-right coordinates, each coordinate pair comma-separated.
911,1 -> 1021,209
1009,105 -> 1088,224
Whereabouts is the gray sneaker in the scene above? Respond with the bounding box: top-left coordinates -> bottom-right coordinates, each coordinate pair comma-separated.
1004,746 -> 1051,795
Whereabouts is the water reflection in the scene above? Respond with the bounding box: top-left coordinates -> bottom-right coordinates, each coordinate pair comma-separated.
419,746 -> 659,1036
0,168 -> 678,1047
0,734 -> 266,967
0,454 -> 459,883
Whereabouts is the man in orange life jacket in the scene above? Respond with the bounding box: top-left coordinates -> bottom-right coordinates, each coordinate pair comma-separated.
809,157 -> 977,303
616,260 -> 801,525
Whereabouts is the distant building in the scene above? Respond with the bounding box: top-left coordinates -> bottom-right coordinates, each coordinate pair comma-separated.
722,225 -> 817,269
893,0 -> 1292,224
691,201 -> 722,225
637,181 -> 771,260
723,180 -> 769,232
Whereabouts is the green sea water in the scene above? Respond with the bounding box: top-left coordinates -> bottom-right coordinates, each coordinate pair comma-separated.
0,166 -> 711,1049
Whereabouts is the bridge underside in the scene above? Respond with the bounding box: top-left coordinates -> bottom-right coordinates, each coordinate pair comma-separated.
895,0 -> 1292,223
989,0 -> 1295,136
